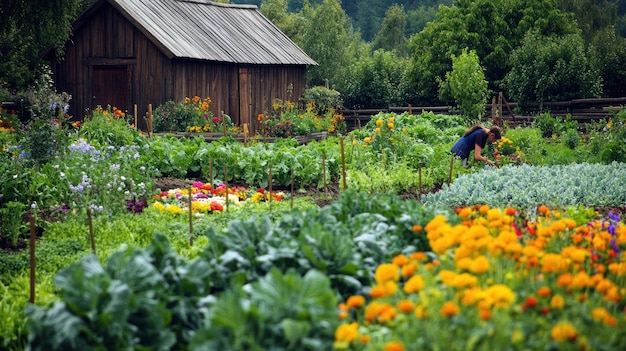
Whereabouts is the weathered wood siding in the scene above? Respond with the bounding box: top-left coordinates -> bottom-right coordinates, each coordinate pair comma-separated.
49,1 -> 308,132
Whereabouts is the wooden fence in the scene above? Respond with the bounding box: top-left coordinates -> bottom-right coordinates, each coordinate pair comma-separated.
340,95 -> 626,131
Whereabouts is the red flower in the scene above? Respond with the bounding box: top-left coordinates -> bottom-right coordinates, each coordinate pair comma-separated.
210,202 -> 223,212
522,296 -> 538,310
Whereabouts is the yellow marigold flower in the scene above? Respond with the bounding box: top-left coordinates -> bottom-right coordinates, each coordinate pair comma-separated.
461,287 -> 482,306
392,254 -> 410,267
397,299 -> 415,313
184,97 -> 191,104
403,275 -> 425,294
469,255 -> 490,274
550,294 -> 565,309
487,208 -> 501,221
440,301 -> 461,317
364,136 -> 372,143
455,256 -> 472,271
485,284 -> 515,308
384,341 -> 405,351
346,295 -> 365,309
387,122 -> 394,129
551,321 -> 578,342
388,117 -> 394,123
571,271 -> 591,289
352,140 -> 358,146
375,263 -> 400,285
334,322 -> 359,343
376,119 -> 383,126
450,272 -> 479,289
374,127 -> 381,133
550,220 -> 567,232
152,202 -> 165,211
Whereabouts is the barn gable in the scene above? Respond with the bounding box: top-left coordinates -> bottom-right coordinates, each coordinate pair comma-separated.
46,0 -> 316,132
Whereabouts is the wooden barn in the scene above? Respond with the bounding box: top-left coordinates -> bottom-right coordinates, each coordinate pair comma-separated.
45,0 -> 317,132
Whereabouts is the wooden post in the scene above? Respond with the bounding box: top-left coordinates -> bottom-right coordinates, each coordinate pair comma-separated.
224,166 -> 229,212
268,164 -> 273,212
148,104 -> 153,137
29,210 -> 36,304
134,104 -> 138,130
408,104 -> 413,115
290,167 -> 294,209
222,111 -> 227,136
209,158 -> 213,186
340,136 -> 347,191
322,152 -> 327,198
243,123 -> 249,147
189,185 -> 193,246
448,155 -> 455,185
87,208 -> 96,254
418,166 -> 422,200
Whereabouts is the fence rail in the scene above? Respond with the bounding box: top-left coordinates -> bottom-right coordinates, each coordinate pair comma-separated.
340,96 -> 626,130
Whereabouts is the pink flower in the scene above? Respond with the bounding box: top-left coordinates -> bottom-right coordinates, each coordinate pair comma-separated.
213,117 -> 220,123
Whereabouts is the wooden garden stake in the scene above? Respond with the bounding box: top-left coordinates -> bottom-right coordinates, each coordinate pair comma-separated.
209,158 -> 213,186
418,166 -> 422,200
243,123 -> 249,147
290,167 -> 294,209
340,136 -> 347,191
29,210 -> 36,304
189,185 -> 193,246
222,111 -> 227,136
87,208 -> 96,254
148,104 -> 153,137
322,152 -> 327,198
268,164 -> 273,212
134,104 -> 138,130
448,155 -> 455,184
224,166 -> 229,212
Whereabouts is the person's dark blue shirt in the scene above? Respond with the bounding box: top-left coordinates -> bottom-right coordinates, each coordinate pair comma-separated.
451,128 -> 488,160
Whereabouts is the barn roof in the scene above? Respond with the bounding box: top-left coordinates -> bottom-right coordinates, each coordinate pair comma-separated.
77,0 -> 317,65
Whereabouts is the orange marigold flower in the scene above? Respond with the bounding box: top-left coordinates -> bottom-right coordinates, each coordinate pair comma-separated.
359,335 -> 371,343
440,301 -> 461,317
384,341 -> 405,351
479,205 -> 490,214
401,263 -> 418,278
412,224 -> 423,233
392,254 -> 410,267
346,295 -> 365,309
538,286 -> 552,298
458,206 -> 473,218
397,299 -> 415,313
505,207 -> 517,216
556,273 -> 574,288
411,252 -> 428,261
479,308 -> 491,320
369,285 -> 386,298
538,205 -> 550,215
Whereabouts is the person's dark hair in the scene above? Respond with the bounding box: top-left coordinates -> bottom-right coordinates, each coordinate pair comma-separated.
489,126 -> 502,140
463,124 -> 501,140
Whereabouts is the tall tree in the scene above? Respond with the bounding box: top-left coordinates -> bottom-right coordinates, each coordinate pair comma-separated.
0,0 -> 92,89
298,0 -> 354,87
555,0 -> 618,43
372,4 -> 408,55
406,0 -> 580,105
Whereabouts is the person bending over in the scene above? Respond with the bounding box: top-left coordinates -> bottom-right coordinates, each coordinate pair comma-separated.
451,125 -> 501,167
